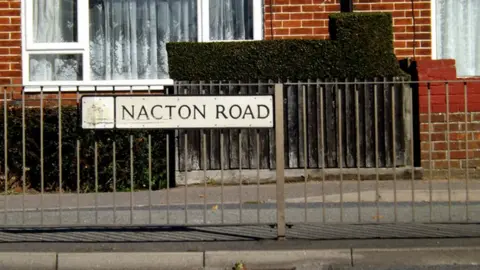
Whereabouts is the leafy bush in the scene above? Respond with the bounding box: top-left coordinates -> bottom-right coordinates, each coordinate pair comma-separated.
0,106 -> 169,193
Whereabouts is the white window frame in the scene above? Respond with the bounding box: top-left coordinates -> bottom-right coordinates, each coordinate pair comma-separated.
431,0 -> 438,60
430,0 -> 479,78
21,0 -> 263,92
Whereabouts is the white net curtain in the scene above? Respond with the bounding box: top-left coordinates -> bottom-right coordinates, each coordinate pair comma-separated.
30,0 -> 81,81
89,0 -> 197,80
435,0 -> 480,77
29,0 -> 253,82
209,0 -> 253,41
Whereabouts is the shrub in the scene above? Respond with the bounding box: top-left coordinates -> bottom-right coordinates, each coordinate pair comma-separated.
0,106 -> 169,193
167,13 -> 407,81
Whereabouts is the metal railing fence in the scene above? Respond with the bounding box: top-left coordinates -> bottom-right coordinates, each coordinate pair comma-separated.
0,79 -> 478,239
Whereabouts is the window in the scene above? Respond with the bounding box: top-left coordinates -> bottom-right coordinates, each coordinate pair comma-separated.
22,0 -> 263,90
432,0 -> 480,77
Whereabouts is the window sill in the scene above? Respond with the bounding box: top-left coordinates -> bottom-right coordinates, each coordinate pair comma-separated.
22,79 -> 175,93
457,76 -> 480,80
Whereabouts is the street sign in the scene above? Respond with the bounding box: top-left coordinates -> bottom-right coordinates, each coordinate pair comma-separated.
81,95 -> 274,129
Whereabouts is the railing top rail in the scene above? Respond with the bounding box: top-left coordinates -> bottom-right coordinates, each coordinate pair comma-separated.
174,82 -> 277,86
283,80 -> 480,85
0,79 -> 478,91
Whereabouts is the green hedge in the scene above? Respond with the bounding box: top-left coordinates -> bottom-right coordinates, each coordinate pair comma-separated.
328,13 -> 401,78
0,107 -> 169,193
167,13 -> 407,81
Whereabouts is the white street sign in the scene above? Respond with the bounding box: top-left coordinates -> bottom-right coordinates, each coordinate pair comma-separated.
81,95 -> 273,129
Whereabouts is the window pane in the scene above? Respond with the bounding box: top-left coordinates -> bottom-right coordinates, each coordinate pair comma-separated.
33,0 -> 78,43
209,0 -> 254,40
29,54 -> 83,81
89,0 -> 197,81
435,0 -> 480,76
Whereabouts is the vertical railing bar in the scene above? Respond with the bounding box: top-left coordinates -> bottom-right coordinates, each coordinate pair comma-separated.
112,86 -> 117,224
166,131 -> 170,225
219,81 -> 224,225
129,133 -> 134,224
220,130 -> 225,224
464,81 -> 470,221
112,134 -> 117,224
184,131 -> 188,224
167,84 -> 176,225
184,86 -> 189,225
256,80 -> 264,223
320,80 -> 326,223
3,87 -> 7,225
239,129 -> 243,223
354,79 -> 361,223
129,86 -> 134,225
202,129 -> 207,224
392,81 -> 398,223
147,86 -> 152,224
409,78 -> 415,223
76,88 -> 81,224
200,81 -> 207,225
94,139 -> 98,224
40,86 -> 44,225
22,87 -> 26,224
274,83 -> 286,239
316,81 -> 322,168
302,84 -> 308,222
315,80 -> 323,221
446,82 -> 452,221
302,85 -> 308,222
256,129 -> 261,223
58,86 -> 63,225
428,82 -> 433,222
373,79 -> 380,223
337,79 -> 343,223
94,86 -> 99,225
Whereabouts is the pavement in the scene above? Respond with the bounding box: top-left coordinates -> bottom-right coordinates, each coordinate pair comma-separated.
0,179 -> 478,225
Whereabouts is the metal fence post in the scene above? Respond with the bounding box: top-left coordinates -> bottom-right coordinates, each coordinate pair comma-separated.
274,83 -> 286,240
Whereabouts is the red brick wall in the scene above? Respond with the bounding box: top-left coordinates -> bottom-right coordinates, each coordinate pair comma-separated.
264,0 -> 480,178
264,0 -> 432,60
0,0 -> 21,85
417,59 -> 480,178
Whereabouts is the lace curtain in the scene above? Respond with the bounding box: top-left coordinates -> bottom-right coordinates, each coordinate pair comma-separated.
209,0 -> 253,40
89,0 -> 197,80
30,0 -> 253,82
30,0 -> 81,81
435,0 -> 480,77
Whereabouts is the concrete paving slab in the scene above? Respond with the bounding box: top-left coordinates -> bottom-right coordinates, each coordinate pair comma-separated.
353,247 -> 480,267
205,249 -> 352,270
286,190 -> 480,203
0,252 -> 56,270
57,252 -> 203,270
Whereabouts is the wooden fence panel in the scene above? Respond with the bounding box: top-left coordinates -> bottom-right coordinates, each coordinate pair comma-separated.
176,79 -> 409,171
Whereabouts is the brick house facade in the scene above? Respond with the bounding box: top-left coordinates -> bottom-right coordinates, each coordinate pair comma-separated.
262,0 -> 480,177
0,0 -> 479,177
264,0 -> 432,60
